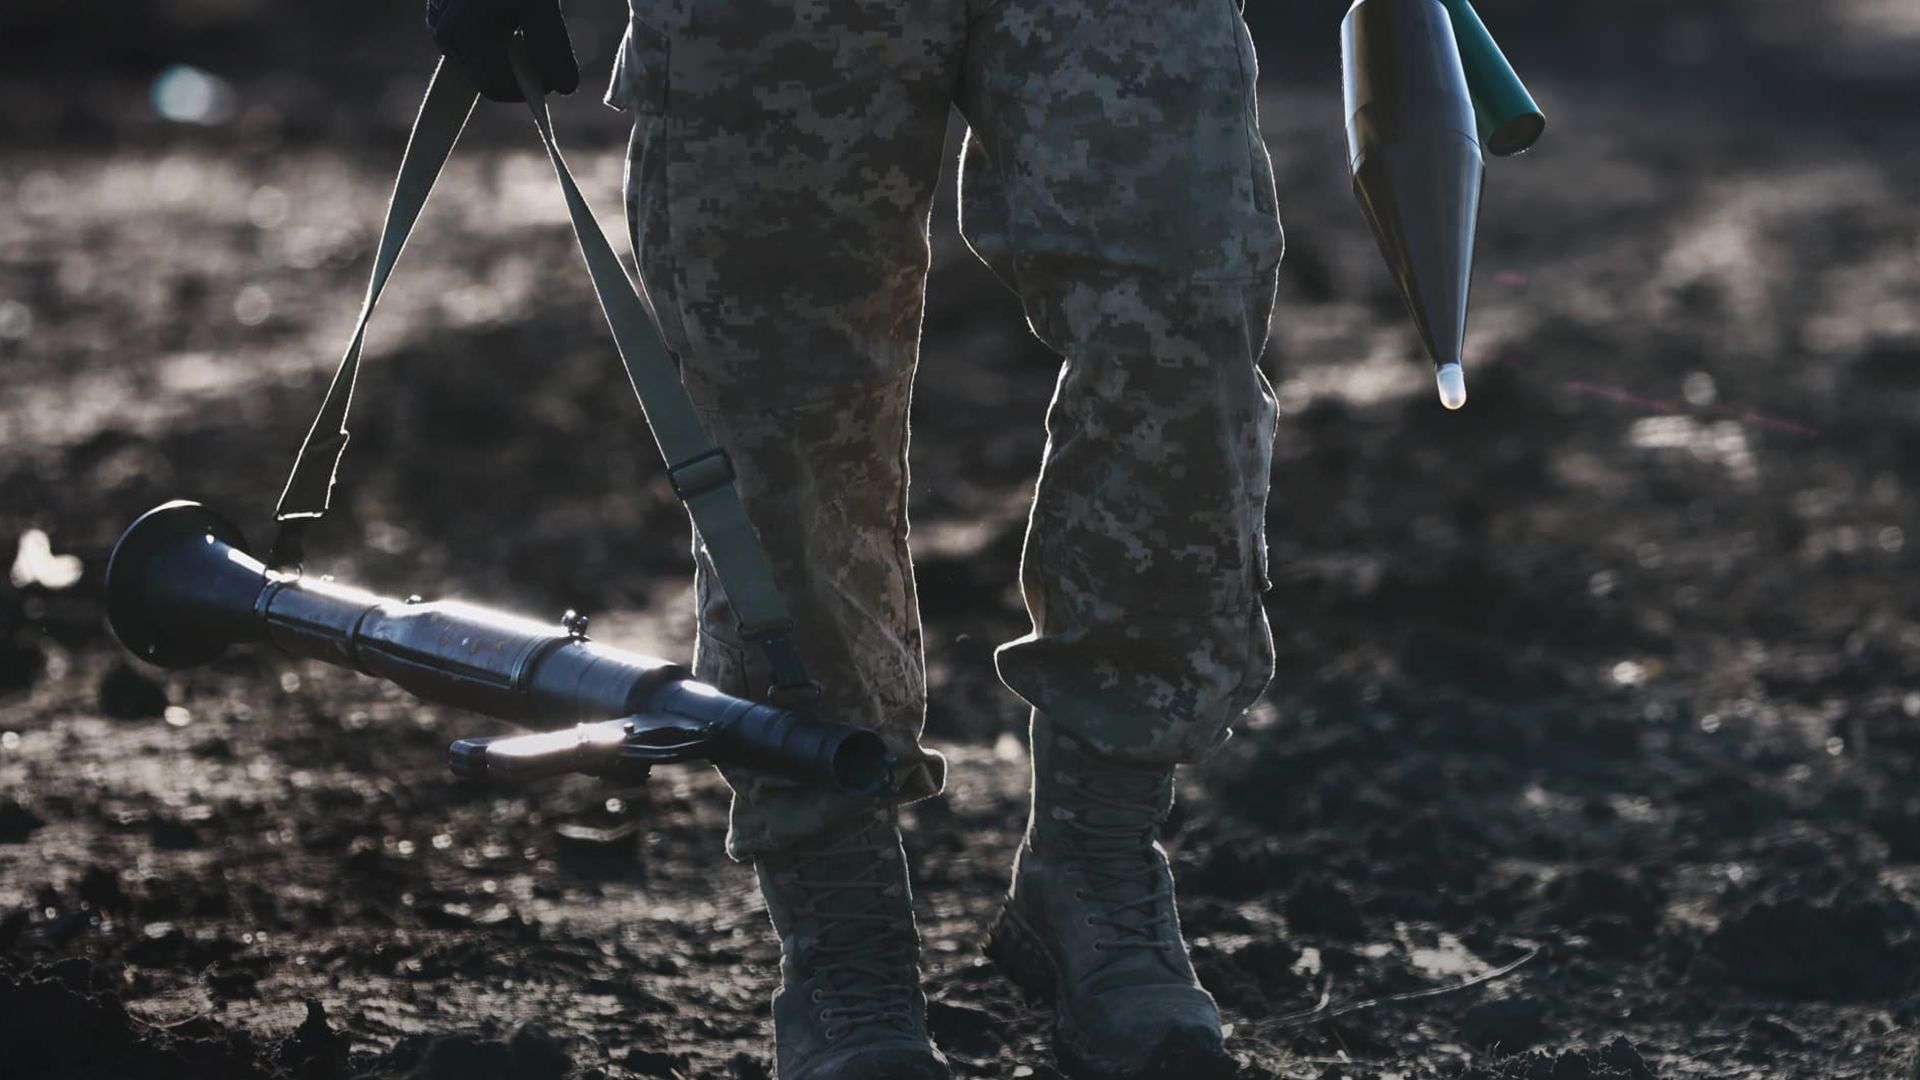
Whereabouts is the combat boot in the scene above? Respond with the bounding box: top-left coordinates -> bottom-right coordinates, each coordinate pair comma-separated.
754,808 -> 951,1080
984,716 -> 1235,1080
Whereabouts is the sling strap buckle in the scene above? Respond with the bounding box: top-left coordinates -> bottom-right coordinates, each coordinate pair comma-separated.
747,621 -> 825,708
668,448 -> 737,503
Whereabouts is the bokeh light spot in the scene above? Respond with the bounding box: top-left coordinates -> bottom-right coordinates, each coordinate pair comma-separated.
234,285 -> 273,326
152,65 -> 236,126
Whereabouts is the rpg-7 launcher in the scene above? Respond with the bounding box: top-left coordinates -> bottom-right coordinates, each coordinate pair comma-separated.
105,501 -> 890,796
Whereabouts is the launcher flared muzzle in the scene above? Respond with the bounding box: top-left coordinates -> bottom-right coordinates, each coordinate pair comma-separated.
104,501 -> 890,797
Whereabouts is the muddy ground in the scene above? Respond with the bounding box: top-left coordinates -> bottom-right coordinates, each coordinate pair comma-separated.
4,2 -> 1920,1077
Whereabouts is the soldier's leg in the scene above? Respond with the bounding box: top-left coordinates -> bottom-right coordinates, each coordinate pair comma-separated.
956,1 -> 1283,1076
612,0 -> 961,857
610,2 -> 963,1077
958,0 -> 1283,760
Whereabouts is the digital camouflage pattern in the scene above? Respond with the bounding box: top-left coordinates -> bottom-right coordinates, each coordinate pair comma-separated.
607,0 -> 1284,858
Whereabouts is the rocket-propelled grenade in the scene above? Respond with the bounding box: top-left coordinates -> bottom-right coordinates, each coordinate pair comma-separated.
1343,0 -> 1485,410
1343,0 -> 1543,410
104,501 -> 891,796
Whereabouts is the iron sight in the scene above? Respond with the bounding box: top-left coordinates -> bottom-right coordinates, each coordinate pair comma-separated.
104,501 -> 890,796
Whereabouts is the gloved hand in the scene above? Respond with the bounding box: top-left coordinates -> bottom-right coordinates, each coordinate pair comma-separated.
425,0 -> 579,102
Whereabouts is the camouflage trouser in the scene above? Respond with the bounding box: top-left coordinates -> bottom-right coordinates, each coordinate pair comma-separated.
608,0 -> 1283,858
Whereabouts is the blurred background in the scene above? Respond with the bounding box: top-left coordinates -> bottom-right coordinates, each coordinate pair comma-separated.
3,2 -> 1920,1077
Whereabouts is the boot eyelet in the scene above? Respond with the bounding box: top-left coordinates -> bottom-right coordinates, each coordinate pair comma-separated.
824,1025 -> 846,1041
810,989 -> 824,1003
1071,889 -> 1086,901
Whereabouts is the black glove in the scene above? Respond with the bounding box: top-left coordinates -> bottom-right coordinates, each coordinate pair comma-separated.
426,0 -> 579,103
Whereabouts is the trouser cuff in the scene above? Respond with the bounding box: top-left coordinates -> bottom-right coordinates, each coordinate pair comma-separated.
722,740 -> 947,861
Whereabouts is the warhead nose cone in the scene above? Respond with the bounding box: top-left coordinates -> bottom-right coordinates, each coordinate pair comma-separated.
1342,0 -> 1485,408
1350,135 -> 1483,388
1436,362 -> 1467,410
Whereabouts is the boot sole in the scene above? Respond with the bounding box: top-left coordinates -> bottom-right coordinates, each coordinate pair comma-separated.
789,1045 -> 951,1080
982,906 -> 1238,1080
794,1047 -> 952,1080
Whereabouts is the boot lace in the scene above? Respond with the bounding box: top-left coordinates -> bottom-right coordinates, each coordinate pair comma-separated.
1056,766 -> 1176,953
778,827 -> 920,1040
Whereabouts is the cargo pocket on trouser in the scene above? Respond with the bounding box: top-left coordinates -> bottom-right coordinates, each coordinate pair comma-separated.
1230,0 -> 1284,260
958,127 -> 1019,291
616,8 -> 699,365
604,10 -> 670,114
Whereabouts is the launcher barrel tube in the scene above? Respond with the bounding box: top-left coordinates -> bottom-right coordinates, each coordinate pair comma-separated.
106,501 -> 889,793
251,574 -> 686,723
